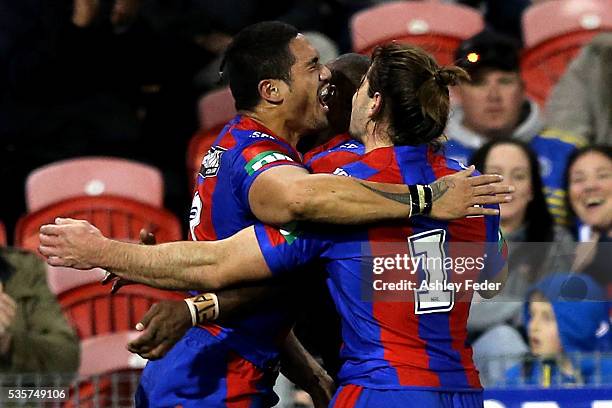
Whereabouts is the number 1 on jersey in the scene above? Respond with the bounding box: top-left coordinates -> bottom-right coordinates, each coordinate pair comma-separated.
408,229 -> 454,314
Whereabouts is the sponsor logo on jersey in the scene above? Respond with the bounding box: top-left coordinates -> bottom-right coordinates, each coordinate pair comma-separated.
332,167 -> 349,177
248,131 -> 275,139
245,151 -> 294,175
339,142 -> 360,149
199,146 -> 227,178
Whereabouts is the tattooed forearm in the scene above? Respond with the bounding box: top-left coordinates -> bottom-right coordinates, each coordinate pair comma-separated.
358,182 -> 413,206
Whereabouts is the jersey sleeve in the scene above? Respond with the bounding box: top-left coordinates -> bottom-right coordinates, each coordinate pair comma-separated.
254,223 -> 332,276
480,212 -> 508,281
230,139 -> 306,206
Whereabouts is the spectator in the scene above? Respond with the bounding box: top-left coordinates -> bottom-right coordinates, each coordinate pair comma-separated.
545,33 -> 612,146
467,140 -> 574,384
566,145 -> 612,289
445,29 -> 583,224
0,248 -> 79,381
503,273 -> 612,387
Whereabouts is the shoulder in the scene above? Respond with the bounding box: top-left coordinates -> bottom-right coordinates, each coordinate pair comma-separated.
0,248 -> 47,292
535,130 -> 587,150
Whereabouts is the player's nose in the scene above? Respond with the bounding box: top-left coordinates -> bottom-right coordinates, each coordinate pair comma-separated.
320,65 -> 331,82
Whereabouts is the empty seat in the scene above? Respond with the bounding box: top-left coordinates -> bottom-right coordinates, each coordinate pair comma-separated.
15,195 -> 183,253
26,157 -> 164,212
351,1 -> 484,64
521,0 -> 612,104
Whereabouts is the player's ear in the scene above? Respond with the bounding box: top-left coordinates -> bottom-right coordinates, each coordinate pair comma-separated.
369,92 -> 383,118
258,79 -> 284,104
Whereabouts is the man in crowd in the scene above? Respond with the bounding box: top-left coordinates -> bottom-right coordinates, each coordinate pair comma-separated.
445,29 -> 582,224
0,248 -> 79,380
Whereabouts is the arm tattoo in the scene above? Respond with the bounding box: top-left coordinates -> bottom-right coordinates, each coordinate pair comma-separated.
430,179 -> 454,202
358,182 -> 413,206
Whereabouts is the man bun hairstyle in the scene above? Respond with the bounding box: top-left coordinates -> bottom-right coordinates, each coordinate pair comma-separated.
368,43 -> 469,146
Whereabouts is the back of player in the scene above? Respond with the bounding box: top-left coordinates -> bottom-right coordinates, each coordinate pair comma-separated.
256,144 -> 506,407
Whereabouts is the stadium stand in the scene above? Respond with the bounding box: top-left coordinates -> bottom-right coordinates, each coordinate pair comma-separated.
350,0 -> 484,65
521,0 -> 612,105
25,157 -> 164,212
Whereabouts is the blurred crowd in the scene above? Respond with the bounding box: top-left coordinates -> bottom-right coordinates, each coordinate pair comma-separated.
0,0 -> 611,405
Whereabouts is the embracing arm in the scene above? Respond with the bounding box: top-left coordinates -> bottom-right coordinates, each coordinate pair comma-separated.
249,165 -> 511,226
39,221 -> 270,292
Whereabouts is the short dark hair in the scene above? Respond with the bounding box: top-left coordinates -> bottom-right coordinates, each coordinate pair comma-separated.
328,53 -> 371,89
367,43 -> 469,147
470,139 -> 554,242
220,21 -> 299,111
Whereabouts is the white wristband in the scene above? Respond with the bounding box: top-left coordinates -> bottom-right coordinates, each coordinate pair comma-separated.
183,298 -> 198,326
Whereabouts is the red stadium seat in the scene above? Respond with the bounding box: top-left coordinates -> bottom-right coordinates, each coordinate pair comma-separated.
26,157 -> 164,212
0,220 -> 6,246
188,87 -> 236,187
65,331 -> 148,408
350,0 -> 484,65
521,0 -> 612,105
58,282 -> 183,339
14,195 -> 183,253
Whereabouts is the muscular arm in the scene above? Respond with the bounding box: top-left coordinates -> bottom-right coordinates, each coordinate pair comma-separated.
40,221 -> 270,292
249,165 -> 510,226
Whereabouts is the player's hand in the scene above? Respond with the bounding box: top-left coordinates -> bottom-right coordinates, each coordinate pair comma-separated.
102,228 -> 155,293
127,300 -> 192,360
39,218 -> 107,269
429,166 -> 514,219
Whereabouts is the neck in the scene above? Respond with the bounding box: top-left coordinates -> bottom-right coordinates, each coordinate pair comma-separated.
363,121 -> 393,153
241,108 -> 302,148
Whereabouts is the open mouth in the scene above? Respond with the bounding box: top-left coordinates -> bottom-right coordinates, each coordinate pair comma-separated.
318,84 -> 336,110
584,197 -> 605,208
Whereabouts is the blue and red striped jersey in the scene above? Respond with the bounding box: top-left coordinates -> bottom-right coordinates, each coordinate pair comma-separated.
189,114 -> 303,370
255,144 -> 507,391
